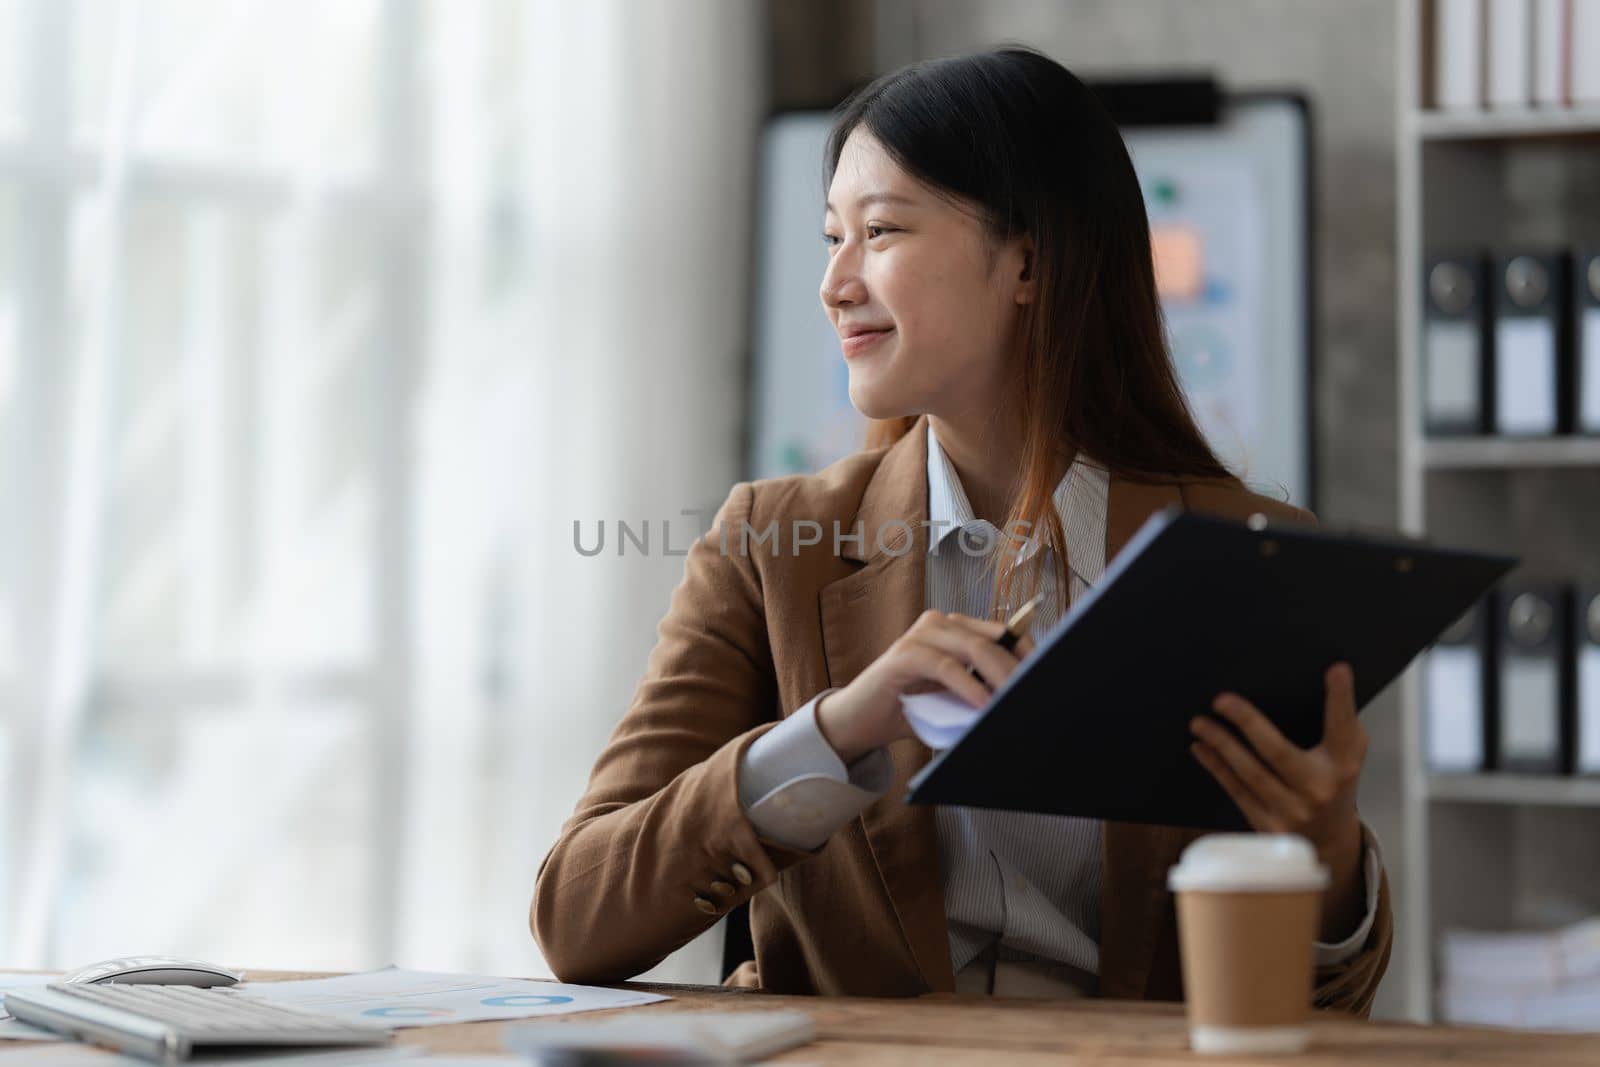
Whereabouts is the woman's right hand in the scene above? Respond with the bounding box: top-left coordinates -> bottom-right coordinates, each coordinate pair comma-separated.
814,609 -> 1036,765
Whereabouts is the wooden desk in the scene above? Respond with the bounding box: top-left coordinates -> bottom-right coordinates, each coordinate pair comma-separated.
11,971 -> 1600,1064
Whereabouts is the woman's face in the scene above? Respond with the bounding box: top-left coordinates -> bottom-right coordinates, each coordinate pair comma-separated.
821,127 -> 1033,422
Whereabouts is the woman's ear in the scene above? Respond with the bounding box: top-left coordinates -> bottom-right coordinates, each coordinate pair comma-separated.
1015,238 -> 1038,305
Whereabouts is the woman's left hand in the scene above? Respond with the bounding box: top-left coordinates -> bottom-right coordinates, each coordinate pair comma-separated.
1189,662 -> 1368,942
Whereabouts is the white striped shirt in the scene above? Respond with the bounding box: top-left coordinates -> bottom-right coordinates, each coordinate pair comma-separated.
924,422 -> 1109,974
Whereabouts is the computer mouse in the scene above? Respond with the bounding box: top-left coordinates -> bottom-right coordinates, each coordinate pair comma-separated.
62,955 -> 243,987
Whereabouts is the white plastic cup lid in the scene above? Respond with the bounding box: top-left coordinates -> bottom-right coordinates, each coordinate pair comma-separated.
1167,833 -> 1330,893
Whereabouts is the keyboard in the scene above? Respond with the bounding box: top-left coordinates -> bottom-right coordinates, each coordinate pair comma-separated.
3,982 -> 392,1063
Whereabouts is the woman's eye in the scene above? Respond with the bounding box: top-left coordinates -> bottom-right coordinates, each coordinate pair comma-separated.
821,226 -> 896,247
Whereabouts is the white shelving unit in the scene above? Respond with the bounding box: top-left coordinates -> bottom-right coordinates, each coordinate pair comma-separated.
1409,107 -> 1600,140
1397,0 -> 1600,1024
1424,774 -> 1600,807
1423,438 -> 1600,469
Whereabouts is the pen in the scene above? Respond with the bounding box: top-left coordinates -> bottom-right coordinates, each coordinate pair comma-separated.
969,591 -> 1046,679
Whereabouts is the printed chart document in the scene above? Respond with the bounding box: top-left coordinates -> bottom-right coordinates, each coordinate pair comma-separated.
236,968 -> 668,1028
0,972 -> 66,1041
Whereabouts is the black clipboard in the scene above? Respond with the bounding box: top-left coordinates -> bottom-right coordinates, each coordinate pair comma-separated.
905,508 -> 1517,830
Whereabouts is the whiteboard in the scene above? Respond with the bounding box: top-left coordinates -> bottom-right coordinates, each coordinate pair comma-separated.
745,94 -> 1313,509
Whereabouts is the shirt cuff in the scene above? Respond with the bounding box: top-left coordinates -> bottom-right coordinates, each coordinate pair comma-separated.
736,689 -> 893,852
1314,821 -> 1385,967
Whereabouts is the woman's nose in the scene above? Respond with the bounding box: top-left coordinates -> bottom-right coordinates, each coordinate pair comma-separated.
819,249 -> 865,308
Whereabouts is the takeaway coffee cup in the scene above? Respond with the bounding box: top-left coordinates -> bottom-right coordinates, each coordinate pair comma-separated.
1167,833 -> 1329,1055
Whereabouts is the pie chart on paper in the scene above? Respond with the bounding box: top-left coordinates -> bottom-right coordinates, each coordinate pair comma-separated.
482,994 -> 574,1007
361,1005 -> 454,1019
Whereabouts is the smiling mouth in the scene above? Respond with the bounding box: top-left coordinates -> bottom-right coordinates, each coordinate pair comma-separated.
841,328 -> 894,357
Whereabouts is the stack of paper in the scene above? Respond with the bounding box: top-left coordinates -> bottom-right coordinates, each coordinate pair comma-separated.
900,691 -> 985,750
1439,918 -> 1600,1030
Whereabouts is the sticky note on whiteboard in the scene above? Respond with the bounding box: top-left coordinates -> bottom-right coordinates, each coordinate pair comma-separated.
1151,223 -> 1203,302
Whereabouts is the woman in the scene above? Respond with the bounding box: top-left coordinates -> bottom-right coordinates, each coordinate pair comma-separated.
532,47 -> 1391,1012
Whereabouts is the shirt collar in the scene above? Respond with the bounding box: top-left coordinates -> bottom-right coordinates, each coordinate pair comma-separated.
925,420 -> 1107,587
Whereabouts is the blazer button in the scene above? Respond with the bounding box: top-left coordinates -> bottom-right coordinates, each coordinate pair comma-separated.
730,862 -> 753,886
709,880 -> 736,897
693,896 -> 718,915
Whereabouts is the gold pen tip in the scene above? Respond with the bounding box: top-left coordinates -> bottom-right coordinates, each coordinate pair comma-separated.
1005,591 -> 1047,634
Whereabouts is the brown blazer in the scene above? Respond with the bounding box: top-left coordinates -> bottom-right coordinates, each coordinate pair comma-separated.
531,415 -> 1392,1013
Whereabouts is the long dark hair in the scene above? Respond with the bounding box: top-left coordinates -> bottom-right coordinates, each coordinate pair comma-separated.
824,45 -> 1233,612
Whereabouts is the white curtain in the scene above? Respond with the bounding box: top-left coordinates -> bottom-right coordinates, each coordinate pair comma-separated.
0,0 -> 767,981
395,0 -> 767,981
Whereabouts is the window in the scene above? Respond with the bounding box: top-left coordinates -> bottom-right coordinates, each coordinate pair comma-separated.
4,0 -> 735,985
2,0 -> 413,970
